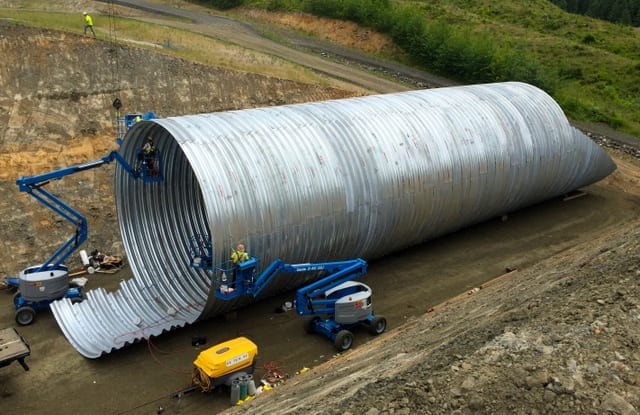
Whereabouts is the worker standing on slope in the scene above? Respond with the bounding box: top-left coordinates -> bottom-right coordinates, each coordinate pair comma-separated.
83,12 -> 96,38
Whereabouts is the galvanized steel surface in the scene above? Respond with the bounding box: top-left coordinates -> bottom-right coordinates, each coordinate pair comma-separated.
51,82 -> 616,358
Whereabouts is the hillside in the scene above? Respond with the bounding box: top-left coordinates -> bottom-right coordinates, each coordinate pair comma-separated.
239,0 -> 640,138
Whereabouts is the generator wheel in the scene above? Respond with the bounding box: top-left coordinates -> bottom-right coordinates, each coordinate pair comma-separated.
15,306 -> 36,326
304,317 -> 320,334
334,330 -> 353,351
369,316 -> 387,335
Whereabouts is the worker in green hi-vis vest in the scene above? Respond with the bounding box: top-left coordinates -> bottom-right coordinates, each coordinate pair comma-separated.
83,12 -> 96,38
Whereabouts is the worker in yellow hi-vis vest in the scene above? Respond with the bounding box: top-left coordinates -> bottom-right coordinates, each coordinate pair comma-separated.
83,12 -> 96,38
224,244 -> 249,294
230,244 -> 249,265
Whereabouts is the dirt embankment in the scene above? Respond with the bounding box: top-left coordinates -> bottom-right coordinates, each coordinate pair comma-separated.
0,21 -> 356,277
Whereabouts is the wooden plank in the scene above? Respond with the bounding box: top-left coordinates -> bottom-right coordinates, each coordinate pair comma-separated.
0,327 -> 30,371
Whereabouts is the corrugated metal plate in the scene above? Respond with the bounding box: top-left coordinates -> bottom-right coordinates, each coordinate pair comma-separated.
50,82 -> 616,358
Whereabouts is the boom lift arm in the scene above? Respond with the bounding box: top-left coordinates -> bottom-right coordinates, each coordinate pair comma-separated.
229,257 -> 368,316
192,248 -> 386,350
16,150 -> 146,273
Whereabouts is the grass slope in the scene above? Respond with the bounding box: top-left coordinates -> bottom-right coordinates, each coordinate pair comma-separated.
242,0 -> 640,138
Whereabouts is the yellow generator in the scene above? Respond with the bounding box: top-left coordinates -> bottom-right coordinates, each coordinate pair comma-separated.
192,337 -> 258,392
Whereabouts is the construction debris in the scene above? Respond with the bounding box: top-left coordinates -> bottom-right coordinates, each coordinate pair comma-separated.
79,249 -> 124,274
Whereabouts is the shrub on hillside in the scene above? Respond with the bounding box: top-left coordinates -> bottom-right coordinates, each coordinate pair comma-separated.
207,0 -> 243,10
303,0 -> 392,28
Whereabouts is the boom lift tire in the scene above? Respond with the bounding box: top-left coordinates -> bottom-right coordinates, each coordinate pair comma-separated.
15,307 -> 36,326
369,316 -> 387,335
334,330 -> 354,351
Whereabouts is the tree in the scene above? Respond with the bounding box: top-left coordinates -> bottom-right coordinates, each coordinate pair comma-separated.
609,0 -> 632,24
548,0 -> 639,26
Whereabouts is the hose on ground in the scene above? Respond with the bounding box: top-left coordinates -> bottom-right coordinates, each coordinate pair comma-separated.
191,367 -> 212,392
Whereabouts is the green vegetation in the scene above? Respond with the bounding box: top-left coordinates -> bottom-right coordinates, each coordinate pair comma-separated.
192,0 -> 244,10
550,0 -> 640,27
238,0 -> 640,138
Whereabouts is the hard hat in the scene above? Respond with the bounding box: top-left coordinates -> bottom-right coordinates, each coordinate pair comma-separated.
83,12 -> 87,15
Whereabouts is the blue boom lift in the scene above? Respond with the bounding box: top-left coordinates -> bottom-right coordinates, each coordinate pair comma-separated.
189,236 -> 387,351
7,113 -> 160,326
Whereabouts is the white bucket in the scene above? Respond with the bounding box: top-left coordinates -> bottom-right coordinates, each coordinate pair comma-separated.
79,250 -> 90,267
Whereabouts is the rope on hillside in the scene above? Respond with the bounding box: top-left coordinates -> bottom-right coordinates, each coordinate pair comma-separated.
107,0 -> 123,134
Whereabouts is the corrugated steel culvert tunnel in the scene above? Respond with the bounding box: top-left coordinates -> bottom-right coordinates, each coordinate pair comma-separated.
51,82 -> 616,358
